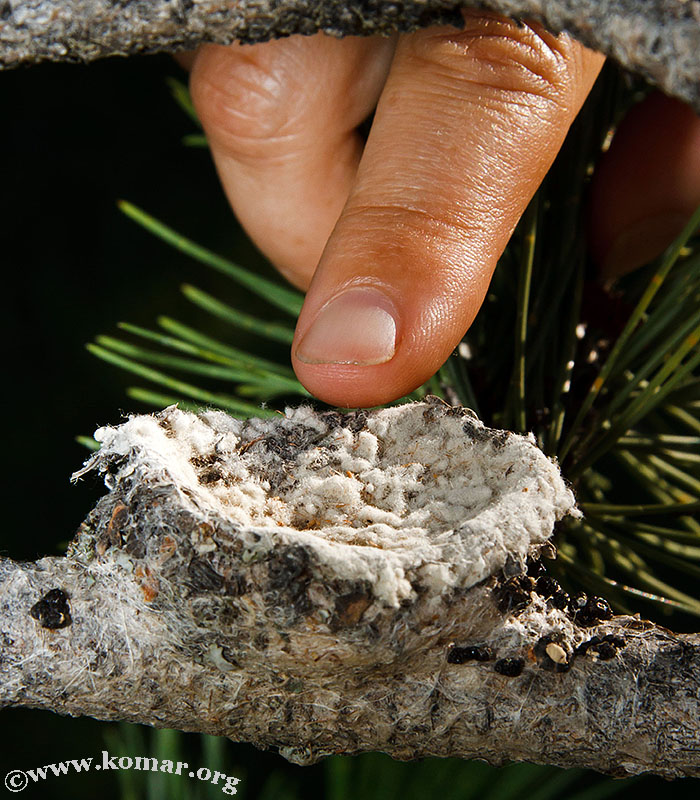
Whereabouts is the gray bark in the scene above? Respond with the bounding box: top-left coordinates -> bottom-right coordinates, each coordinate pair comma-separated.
0,2 -> 699,114
1,400 -> 699,777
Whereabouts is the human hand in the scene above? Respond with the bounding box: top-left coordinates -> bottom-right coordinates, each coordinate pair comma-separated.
184,10 -> 700,408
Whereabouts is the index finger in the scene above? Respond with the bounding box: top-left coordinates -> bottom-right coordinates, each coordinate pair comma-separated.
293,12 -> 604,407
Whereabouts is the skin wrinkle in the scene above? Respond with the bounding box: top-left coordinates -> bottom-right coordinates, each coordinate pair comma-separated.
322,210 -> 494,297
340,217 -> 507,296
194,39 -> 391,157
457,9 -> 575,67
214,130 -> 358,171
409,52 -> 569,103
339,203 -> 492,252
409,18 -> 576,103
193,58 -> 292,143
343,138 -> 545,261
359,77 -> 562,193
380,79 -> 546,134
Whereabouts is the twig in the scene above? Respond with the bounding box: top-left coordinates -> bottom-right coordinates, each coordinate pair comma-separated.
1,1 -> 700,113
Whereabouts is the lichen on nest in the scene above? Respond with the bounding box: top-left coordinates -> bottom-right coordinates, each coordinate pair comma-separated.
74,397 -> 578,608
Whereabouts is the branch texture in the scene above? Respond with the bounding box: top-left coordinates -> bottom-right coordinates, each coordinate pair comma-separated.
1,400 -> 699,777
1,1 -> 700,112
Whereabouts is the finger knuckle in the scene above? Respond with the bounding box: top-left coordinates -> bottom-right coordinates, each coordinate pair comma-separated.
191,45 -> 300,159
407,12 -> 580,108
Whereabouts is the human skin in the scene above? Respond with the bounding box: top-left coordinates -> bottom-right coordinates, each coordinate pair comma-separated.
182,10 -> 700,408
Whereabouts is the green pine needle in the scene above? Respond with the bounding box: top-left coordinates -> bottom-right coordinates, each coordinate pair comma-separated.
118,200 -> 304,316
182,283 -> 295,344
119,320 -> 295,378
126,387 -> 205,413
581,500 -> 700,517
75,435 -> 100,451
510,196 -> 538,433
166,77 -> 202,128
182,133 -> 209,148
88,343 -> 278,418
96,334 -> 257,382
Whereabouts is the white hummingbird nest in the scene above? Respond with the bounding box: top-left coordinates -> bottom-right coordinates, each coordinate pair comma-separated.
77,398 -> 578,608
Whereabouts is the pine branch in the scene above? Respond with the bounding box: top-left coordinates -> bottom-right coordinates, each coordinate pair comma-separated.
2,401 -> 699,777
1,1 -> 700,114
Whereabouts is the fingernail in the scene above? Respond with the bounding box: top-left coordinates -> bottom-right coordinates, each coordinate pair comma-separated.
602,212 -> 689,279
295,287 -> 397,366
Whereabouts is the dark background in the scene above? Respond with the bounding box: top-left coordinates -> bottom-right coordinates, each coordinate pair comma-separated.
1,52 -> 698,799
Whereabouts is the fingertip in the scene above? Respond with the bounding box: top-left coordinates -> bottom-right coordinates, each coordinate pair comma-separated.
290,261 -> 475,408
292,346 -> 435,408
291,363 -> 405,409
291,285 -> 408,408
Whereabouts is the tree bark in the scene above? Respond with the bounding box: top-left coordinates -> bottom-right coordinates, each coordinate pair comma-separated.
2,400 -> 699,777
1,1 -> 700,113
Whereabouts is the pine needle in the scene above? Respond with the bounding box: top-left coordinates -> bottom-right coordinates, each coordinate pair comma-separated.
87,343 -> 277,418
165,77 -> 201,127
510,197 -> 538,432
181,283 -> 295,344
118,201 -> 304,316
154,317 -> 296,378
581,500 -> 700,517
118,320 -> 295,381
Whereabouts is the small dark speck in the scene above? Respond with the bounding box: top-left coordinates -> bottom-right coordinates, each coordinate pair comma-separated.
575,633 -> 625,660
574,595 -> 613,626
494,657 -> 524,677
30,589 -> 72,630
188,558 -> 225,592
526,559 -> 546,578
494,576 -> 532,615
535,575 -> 560,598
539,541 -> 557,560
594,641 -> 618,660
200,470 -> 223,484
550,591 -> 570,611
575,635 -> 600,656
447,645 -> 493,664
603,634 -> 626,649
221,647 -> 240,666
172,0 -> 194,20
569,591 -> 588,613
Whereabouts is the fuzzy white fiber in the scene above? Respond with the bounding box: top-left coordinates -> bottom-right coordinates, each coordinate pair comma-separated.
77,402 -> 578,607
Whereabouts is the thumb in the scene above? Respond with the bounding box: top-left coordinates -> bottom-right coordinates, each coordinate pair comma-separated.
292,12 -> 604,408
